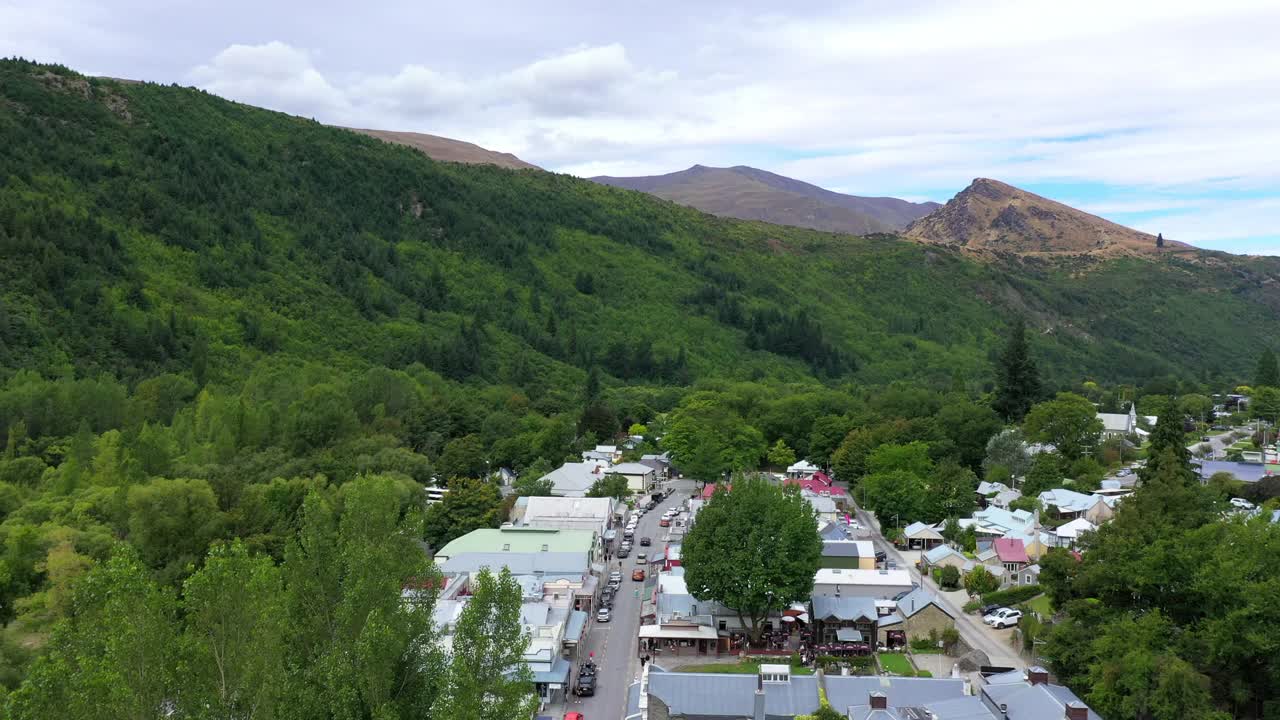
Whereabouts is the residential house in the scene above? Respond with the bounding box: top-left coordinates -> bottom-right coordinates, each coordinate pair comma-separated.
517,496 -> 615,535
991,538 -> 1031,582
1048,517 -> 1096,549
640,452 -> 672,482
920,544 -> 968,572
875,587 -> 955,646
820,540 -> 877,570
1038,488 -> 1117,524
812,568 -> 915,599
802,490 -> 840,524
610,461 -> 658,493
786,460 -> 821,478
982,666 -> 1104,720
785,472 -> 848,504
540,460 -> 612,497
818,519 -> 850,541
582,444 -> 623,464
900,521 -> 945,550
1018,563 -> 1041,588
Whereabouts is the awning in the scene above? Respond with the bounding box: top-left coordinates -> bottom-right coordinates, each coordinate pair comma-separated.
638,624 -> 719,641
564,610 -> 588,644
531,657 -> 571,684
836,628 -> 863,642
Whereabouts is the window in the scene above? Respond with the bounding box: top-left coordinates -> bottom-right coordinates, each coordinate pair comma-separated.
542,544 -> 549,552
718,620 -> 727,631
1025,574 -> 1033,584
503,544 -> 510,551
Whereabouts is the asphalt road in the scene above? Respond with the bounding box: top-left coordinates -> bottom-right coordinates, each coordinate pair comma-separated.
566,484 -> 691,719
851,505 -> 1025,670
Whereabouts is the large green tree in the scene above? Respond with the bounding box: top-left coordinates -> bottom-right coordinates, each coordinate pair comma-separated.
1255,348 -> 1279,388
431,567 -> 537,720
992,317 -> 1042,422
423,477 -> 504,549
586,473 -> 630,500
662,395 -> 766,482
681,475 -> 821,644
1023,393 -> 1103,461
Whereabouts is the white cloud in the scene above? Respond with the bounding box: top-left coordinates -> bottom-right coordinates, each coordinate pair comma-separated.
189,42 -> 350,119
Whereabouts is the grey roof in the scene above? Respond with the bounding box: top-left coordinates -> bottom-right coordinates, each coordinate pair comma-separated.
848,696 -> 999,720
894,587 -> 953,620
530,656 -> 571,684
823,540 -> 868,557
836,628 -> 864,642
612,462 -> 656,475
819,521 -> 850,541
1196,460 -> 1272,483
812,595 -> 878,622
438,551 -> 587,576
825,676 -> 967,716
646,671 -> 821,718
564,610 -> 587,643
983,677 -> 1103,720
878,612 -> 904,627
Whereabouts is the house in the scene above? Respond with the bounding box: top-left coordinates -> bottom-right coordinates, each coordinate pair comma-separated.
640,452 -> 672,482
784,472 -> 847,504
1038,488 -> 1116,524
517,496 -> 616,535
900,521 -> 945,550
875,587 -> 955,646
786,460 -> 821,478
818,519 -> 850,541
610,461 -> 658,493
1048,517 -> 1096,549
664,543 -> 682,571
582,444 -> 622,464
991,538 -> 1031,580
811,595 -> 879,645
920,544 -> 968,572
812,568 -> 914,599
700,482 -> 731,500
820,540 -> 877,570
802,490 -> 840,523
434,527 -> 598,564
1018,563 -> 1041,588
540,460 -> 611,497
976,481 -> 1010,508
983,666 -> 1104,720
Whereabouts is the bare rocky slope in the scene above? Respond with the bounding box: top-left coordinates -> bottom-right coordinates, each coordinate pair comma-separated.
906,178 -> 1195,257
591,165 -> 938,234
343,127 -> 539,170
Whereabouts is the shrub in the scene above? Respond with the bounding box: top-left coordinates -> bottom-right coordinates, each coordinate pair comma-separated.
964,566 -> 1000,596
941,626 -> 961,654
981,584 -> 1042,606
939,565 -> 961,589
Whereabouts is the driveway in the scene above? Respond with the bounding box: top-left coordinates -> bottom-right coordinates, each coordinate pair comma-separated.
566,482 -> 694,719
851,505 -> 1024,670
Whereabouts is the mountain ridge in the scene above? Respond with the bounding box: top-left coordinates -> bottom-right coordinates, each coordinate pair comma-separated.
342,127 -> 539,170
591,165 -> 939,234
906,178 -> 1195,258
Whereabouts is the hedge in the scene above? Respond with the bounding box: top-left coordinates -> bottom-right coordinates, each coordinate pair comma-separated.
980,584 -> 1043,607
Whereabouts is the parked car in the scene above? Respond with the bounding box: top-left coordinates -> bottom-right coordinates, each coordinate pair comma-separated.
636,553 -> 647,564
574,674 -> 596,697
658,519 -> 670,527
984,608 -> 1022,628
596,608 -> 611,623
564,712 -> 584,720
978,603 -> 1002,617
640,536 -> 651,546
1230,497 -> 1256,510
623,528 -> 634,538
617,547 -> 630,558
632,569 -> 646,581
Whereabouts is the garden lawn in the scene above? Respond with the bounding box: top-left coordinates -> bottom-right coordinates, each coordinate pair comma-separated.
1026,594 -> 1053,618
878,653 -> 915,675
678,660 -> 813,675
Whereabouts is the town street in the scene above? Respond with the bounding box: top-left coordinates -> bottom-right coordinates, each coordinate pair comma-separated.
851,504 -> 1025,670
565,483 -> 691,719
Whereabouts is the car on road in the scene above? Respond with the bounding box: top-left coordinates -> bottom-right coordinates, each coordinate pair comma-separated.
632,569 -> 646,581
658,518 -> 670,527
636,552 -> 647,564
564,713 -> 584,720
623,528 -> 634,538
574,674 -> 596,697
596,607 -> 611,623
617,547 -> 630,558
1117,468 -> 1131,476
640,536 -> 651,546
984,608 -> 1022,628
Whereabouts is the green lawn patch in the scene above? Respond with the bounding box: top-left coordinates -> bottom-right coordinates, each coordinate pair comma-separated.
878,653 -> 915,675
916,670 -> 933,677
678,660 -> 812,675
1025,594 -> 1053,618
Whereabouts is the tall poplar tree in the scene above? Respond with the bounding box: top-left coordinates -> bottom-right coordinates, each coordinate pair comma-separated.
1255,348 -> 1279,388
992,317 -> 1041,422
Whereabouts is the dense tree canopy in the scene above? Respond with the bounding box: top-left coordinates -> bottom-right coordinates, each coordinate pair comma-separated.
682,475 -> 821,644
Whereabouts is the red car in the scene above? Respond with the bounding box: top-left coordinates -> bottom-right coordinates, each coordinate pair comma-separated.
658,519 -> 670,527
632,569 -> 646,581
564,713 -> 584,720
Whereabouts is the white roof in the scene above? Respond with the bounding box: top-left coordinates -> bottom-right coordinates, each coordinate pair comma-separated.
658,572 -> 688,595
1097,413 -> 1132,433
611,462 -> 655,475
787,460 -> 820,473
541,461 -> 610,496
1053,518 -> 1097,539
523,496 -> 614,522
638,624 -> 719,641
814,568 -> 913,586
1038,488 -> 1105,513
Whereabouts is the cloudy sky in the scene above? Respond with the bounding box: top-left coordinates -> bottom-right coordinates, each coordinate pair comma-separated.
5,0 -> 1280,254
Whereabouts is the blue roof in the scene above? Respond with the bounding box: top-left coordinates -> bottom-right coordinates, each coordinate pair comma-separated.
923,545 -> 963,564
1197,460 -> 1274,483
812,595 -> 878,622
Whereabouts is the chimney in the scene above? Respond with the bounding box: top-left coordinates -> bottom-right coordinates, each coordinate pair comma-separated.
754,673 -> 766,720
1027,666 -> 1049,685
869,691 -> 887,710
1066,701 -> 1090,720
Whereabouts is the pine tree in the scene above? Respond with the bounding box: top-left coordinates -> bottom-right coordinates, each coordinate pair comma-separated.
1255,348 -> 1279,388
1137,412 -> 1192,488
1156,232 -> 1165,248
992,317 -> 1041,422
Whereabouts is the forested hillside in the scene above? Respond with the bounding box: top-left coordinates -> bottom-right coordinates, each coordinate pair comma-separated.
1,58 -> 1280,713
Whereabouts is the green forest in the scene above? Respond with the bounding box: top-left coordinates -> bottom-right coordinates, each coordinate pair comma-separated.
1,58 -> 1280,718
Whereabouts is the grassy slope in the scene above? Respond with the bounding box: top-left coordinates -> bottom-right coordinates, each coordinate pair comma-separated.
1,59 -> 1278,394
